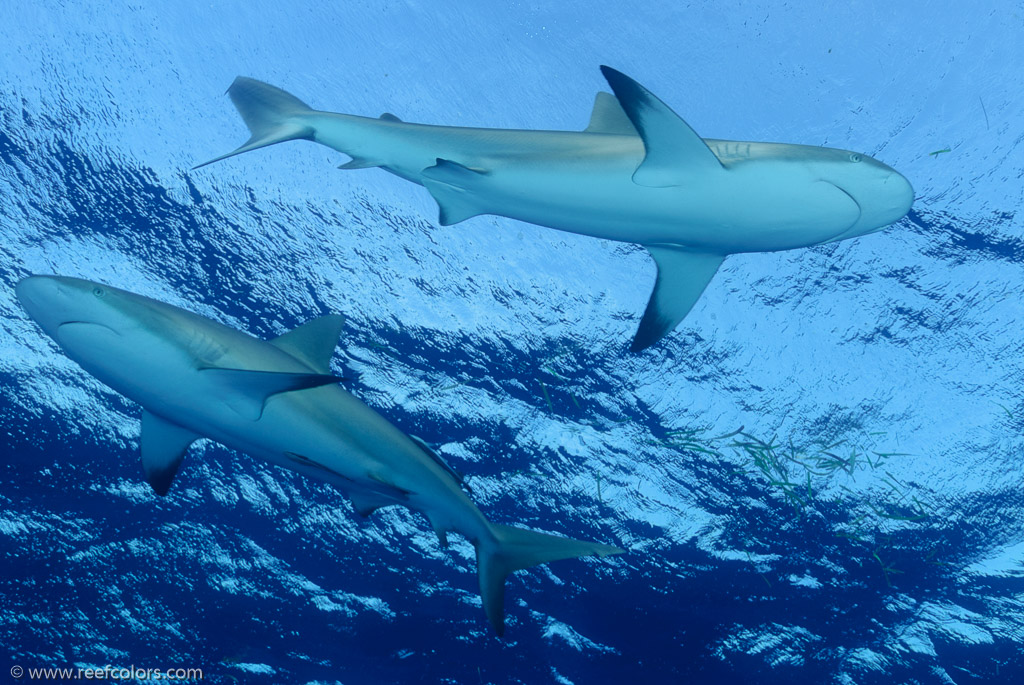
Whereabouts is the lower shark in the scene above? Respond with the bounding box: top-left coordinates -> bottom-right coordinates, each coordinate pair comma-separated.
195,66 -> 915,351
16,276 -> 621,635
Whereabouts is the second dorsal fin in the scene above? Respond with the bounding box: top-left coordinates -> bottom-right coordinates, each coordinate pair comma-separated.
584,91 -> 638,135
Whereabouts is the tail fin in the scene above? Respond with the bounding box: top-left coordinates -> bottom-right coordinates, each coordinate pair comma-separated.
476,523 -> 623,636
193,77 -> 315,169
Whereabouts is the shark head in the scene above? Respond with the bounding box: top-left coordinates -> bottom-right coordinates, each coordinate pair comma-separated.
15,275 -> 177,386
17,276 -> 344,423
17,276 -> 141,340
805,147 -> 914,243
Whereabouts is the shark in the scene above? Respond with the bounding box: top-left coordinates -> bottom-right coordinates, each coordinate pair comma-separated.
195,66 -> 915,352
15,275 -> 622,635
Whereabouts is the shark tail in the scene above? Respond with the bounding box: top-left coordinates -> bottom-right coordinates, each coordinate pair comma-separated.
193,77 -> 315,169
476,523 -> 623,636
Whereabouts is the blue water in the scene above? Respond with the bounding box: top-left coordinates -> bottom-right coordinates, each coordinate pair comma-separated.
2,1 -> 1022,683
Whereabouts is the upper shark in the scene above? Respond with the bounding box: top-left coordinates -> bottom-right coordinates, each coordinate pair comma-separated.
195,66 -> 914,351
16,276 -> 621,635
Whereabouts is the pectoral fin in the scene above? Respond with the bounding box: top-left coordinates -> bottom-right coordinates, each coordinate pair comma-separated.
632,247 -> 724,352
600,66 -> 724,187
140,411 -> 200,496
421,158 -> 490,225
202,367 -> 346,420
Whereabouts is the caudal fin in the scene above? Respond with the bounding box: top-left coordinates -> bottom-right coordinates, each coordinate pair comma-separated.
193,77 -> 315,169
476,523 -> 623,636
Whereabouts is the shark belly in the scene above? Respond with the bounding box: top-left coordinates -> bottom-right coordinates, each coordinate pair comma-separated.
422,158 -> 858,253
52,317 -> 422,509
177,381 -> 490,541
280,114 -> 861,253
56,322 -> 220,417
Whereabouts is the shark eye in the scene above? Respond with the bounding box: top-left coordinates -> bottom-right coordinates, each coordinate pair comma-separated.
849,153 -> 863,163
92,287 -> 106,298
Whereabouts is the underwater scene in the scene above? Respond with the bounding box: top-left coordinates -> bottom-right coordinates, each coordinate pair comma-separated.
1,1 -> 1021,683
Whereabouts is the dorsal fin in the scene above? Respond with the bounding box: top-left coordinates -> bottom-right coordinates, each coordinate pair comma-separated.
599,66 -> 724,187
269,315 -> 344,373
285,451 -> 353,481
584,91 -> 638,135
379,112 -> 402,122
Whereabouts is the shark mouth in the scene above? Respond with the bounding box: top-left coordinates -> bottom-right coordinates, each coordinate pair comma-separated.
824,182 -> 863,240
56,321 -> 122,347
57,321 -> 121,334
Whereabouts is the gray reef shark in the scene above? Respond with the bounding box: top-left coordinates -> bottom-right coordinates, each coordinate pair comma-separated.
16,276 -> 621,635
195,66 -> 915,351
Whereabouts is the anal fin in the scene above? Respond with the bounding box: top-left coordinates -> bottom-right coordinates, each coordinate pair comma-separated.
631,246 -> 724,352
429,514 -> 449,548
140,411 -> 200,496
350,490 -> 396,517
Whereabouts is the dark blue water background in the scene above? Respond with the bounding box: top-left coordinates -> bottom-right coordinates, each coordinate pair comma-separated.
2,2 -> 1023,683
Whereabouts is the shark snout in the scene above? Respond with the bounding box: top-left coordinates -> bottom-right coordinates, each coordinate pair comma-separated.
889,171 -> 914,217
868,169 -> 914,232
16,275 -> 99,335
16,276 -> 66,325
828,166 -> 914,243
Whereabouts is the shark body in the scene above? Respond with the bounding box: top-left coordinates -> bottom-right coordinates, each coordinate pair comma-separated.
196,66 -> 914,351
16,276 -> 621,634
